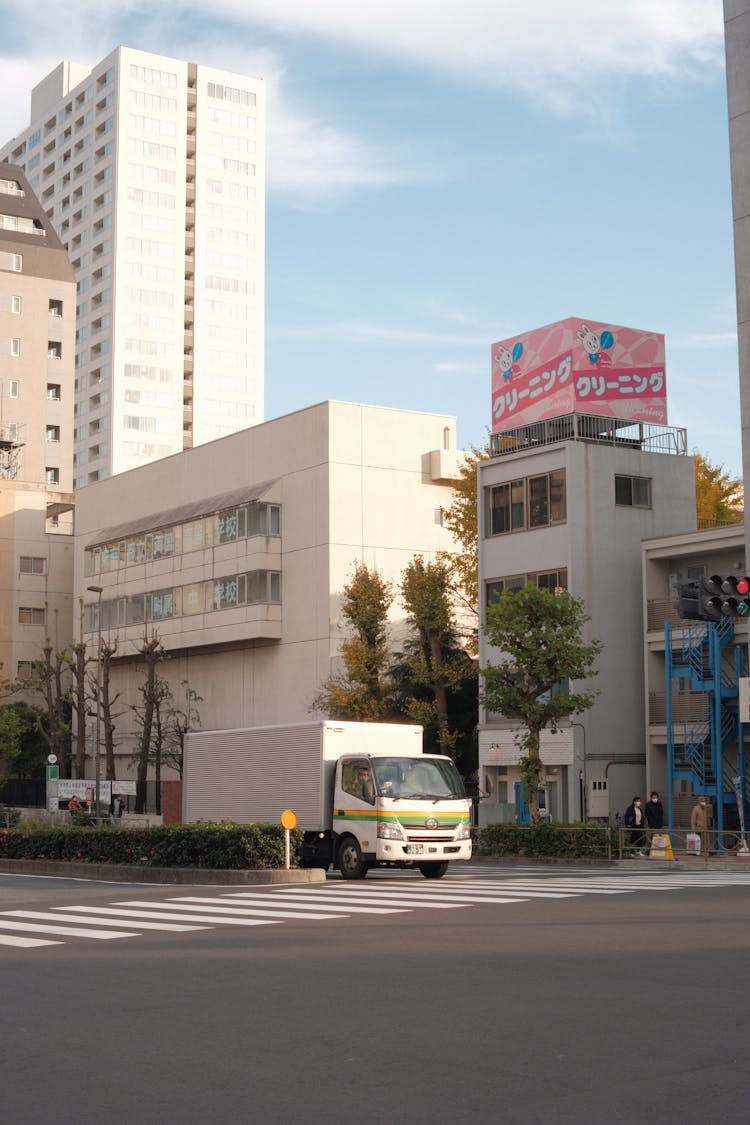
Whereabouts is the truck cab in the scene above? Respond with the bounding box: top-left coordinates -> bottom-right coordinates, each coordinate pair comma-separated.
306,752 -> 472,879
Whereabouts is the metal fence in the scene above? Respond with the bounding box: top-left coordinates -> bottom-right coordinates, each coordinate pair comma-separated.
616,826 -> 750,859
0,778 -> 162,815
490,413 -> 688,459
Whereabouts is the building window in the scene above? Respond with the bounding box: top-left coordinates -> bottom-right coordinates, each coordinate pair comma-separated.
12,253 -> 22,271
615,474 -> 652,508
485,569 -> 568,620
434,508 -> 444,526
19,607 -> 46,625
47,383 -> 61,400
49,299 -> 63,317
8,380 -> 19,398
48,341 -> 62,359
46,467 -> 60,485
46,425 -> 61,443
484,469 -> 566,536
11,295 -> 21,314
10,338 -> 20,357
20,556 -> 47,575
17,660 -> 34,679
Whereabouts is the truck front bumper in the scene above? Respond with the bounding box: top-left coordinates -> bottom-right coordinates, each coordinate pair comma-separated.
376,839 -> 472,863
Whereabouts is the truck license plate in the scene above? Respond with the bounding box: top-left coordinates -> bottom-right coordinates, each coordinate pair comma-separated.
405,844 -> 424,855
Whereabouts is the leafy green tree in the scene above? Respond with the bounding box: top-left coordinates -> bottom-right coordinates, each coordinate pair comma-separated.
399,555 -> 476,757
694,451 -> 743,525
313,562 -> 397,720
481,585 -> 602,821
439,444 -> 489,617
0,702 -> 48,779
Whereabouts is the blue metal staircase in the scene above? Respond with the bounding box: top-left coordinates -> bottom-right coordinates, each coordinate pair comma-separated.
665,618 -> 748,834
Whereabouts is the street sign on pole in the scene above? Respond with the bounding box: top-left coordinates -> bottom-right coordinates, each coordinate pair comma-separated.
281,809 -> 297,869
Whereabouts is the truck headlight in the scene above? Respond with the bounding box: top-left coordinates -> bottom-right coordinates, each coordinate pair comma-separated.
456,820 -> 471,840
378,820 -> 405,841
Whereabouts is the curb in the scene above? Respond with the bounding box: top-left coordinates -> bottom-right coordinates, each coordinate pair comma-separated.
0,859 -> 326,885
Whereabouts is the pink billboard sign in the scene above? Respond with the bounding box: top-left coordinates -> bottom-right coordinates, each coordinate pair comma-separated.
491,317 -> 667,433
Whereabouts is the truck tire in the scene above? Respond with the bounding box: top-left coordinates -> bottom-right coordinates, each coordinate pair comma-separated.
338,836 -> 368,880
419,861 -> 449,879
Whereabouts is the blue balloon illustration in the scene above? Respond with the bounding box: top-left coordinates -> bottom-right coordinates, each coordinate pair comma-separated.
600,330 -> 614,350
512,341 -> 523,362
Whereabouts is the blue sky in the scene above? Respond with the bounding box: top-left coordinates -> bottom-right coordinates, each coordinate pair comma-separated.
0,0 -> 740,475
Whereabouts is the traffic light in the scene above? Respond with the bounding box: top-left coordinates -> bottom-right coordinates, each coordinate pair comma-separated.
718,575 -> 750,617
674,580 -> 702,621
674,575 -> 750,621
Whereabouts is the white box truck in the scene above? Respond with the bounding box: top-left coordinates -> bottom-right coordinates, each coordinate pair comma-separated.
183,720 -> 472,879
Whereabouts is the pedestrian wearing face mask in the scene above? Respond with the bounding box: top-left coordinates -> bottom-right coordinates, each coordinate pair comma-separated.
644,791 -> 664,831
624,796 -> 647,857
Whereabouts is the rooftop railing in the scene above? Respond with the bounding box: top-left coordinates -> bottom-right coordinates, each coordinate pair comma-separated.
490,413 -> 688,458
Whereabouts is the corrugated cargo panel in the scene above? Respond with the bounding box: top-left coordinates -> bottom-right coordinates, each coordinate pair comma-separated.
184,723 -> 325,828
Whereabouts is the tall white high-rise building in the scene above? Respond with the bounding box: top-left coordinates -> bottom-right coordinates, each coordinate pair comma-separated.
0,46 -> 265,487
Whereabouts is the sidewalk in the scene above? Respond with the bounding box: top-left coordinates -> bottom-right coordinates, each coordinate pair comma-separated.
0,858 -> 327,884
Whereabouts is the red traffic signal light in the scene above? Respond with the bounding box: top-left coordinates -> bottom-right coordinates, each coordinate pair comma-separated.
675,575 -> 750,621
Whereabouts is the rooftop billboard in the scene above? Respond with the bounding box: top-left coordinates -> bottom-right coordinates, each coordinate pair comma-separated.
491,317 -> 666,433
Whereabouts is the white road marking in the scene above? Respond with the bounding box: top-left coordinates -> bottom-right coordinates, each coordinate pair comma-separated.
0,916 -> 135,939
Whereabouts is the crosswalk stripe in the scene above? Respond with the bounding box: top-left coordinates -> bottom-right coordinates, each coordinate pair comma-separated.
0,916 -> 135,939
151,900 -> 347,921
0,934 -> 61,948
265,890 -> 522,908
40,909 -> 210,932
272,885 -> 537,901
84,903 -> 280,926
183,894 -> 408,915
445,881 -> 628,895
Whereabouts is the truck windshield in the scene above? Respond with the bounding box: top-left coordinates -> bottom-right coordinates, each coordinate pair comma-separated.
371,757 -> 466,801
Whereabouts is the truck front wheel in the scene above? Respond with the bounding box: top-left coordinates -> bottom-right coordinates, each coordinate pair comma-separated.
338,837 -> 368,880
419,861 -> 449,879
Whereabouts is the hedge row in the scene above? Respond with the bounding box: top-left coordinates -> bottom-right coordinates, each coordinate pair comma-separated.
477,822 -> 613,859
0,822 -> 304,869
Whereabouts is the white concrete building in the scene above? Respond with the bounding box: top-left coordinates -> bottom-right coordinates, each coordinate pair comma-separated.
0,47 -> 265,487
73,401 -> 462,780
0,162 -> 76,687
477,413 -> 696,826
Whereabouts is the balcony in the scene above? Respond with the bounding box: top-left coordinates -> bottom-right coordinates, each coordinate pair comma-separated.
649,691 -> 709,726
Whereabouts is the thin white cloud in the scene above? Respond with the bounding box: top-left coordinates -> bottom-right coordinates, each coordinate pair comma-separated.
192,0 -> 725,111
0,0 -> 725,204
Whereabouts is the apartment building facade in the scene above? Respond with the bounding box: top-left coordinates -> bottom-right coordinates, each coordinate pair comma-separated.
477,413 -> 696,827
0,46 -> 265,487
0,162 -> 76,687
643,522 -> 747,829
73,401 -> 462,779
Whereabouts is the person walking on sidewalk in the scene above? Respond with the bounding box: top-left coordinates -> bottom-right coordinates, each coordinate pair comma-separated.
691,796 -> 709,855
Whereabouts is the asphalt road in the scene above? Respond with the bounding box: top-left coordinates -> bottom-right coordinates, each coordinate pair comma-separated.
2,865 -> 750,1125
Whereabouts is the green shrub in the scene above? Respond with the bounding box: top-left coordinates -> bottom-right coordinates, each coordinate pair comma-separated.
0,821 -> 305,869
477,821 -> 613,860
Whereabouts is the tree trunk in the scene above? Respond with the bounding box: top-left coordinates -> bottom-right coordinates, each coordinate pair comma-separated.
73,644 -> 87,778
101,642 -> 118,781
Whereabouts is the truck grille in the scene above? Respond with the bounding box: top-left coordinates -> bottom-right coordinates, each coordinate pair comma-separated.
405,833 -> 454,843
